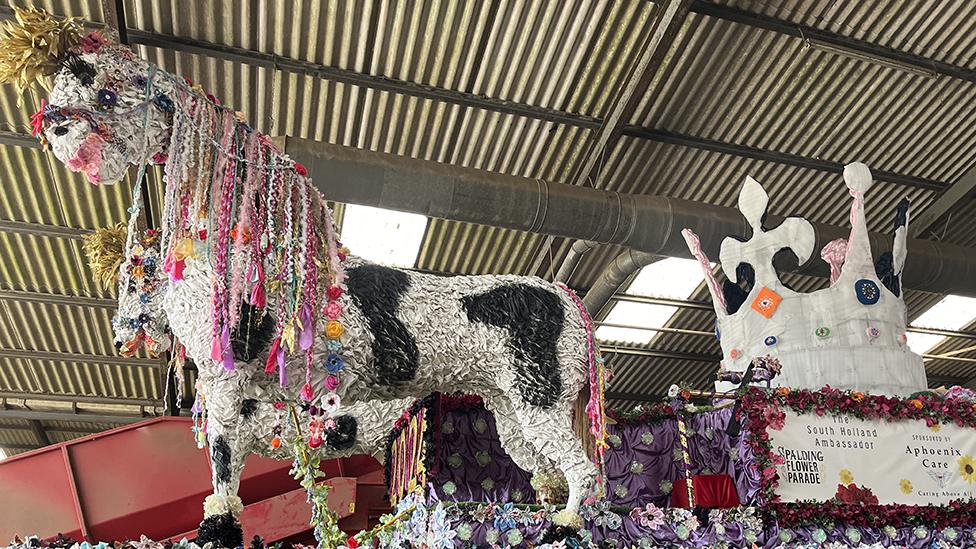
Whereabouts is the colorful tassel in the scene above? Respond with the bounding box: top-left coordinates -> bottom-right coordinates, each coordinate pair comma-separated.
264,337 -> 280,374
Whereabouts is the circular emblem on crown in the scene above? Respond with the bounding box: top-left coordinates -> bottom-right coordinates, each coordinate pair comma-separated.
855,278 -> 881,305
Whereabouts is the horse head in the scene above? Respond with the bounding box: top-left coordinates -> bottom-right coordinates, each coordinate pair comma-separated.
24,21 -> 175,184
110,228 -> 171,356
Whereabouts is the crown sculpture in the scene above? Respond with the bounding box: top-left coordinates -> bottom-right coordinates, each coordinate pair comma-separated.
682,163 -> 927,396
0,8 -> 608,548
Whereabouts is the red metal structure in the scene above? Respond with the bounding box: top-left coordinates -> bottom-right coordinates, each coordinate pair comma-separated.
0,417 -> 389,544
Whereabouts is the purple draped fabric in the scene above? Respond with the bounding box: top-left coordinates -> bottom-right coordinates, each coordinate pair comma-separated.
603,407 -> 761,507
429,403 -> 536,503
424,403 -> 759,508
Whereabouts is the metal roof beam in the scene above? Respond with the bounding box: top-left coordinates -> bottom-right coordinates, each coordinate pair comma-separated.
911,163 -> 976,238
0,289 -> 117,308
125,30 -> 600,130
1,422 -> 108,434
690,1 -> 976,84
0,349 -> 160,368
619,127 -> 948,192
0,442 -> 40,450
0,391 -> 163,408
99,0 -> 128,45
0,220 -> 91,239
28,419 -> 50,446
572,0 -> 692,188
0,407 -> 147,424
599,345 -> 721,362
0,130 -> 40,149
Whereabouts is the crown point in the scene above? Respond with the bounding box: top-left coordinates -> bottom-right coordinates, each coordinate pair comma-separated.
844,162 -> 873,194
738,176 -> 768,230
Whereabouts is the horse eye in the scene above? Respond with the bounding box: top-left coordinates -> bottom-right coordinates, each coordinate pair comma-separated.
53,126 -> 69,136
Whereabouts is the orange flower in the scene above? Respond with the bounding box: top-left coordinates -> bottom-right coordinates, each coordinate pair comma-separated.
680,390 -> 691,400
776,387 -> 790,397
909,399 -> 923,409
325,320 -> 344,340
851,391 -> 864,402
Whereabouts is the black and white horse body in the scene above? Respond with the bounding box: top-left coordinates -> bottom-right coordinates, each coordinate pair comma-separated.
166,255 -> 594,524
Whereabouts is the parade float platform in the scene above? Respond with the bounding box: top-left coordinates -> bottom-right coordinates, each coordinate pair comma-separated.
369,390 -> 976,549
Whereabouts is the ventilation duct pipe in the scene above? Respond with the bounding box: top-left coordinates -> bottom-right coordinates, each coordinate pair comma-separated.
554,240 -> 599,283
280,137 -> 976,297
583,251 -> 660,315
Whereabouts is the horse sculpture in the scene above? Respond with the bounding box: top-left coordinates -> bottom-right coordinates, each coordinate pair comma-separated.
3,10 -> 604,547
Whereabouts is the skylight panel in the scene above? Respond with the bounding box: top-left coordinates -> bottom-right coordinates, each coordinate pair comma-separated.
908,295 -> 976,355
595,258 -> 706,345
340,204 -> 428,268
626,257 -> 707,299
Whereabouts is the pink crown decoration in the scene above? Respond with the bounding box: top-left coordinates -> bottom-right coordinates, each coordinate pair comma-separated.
682,163 -> 926,396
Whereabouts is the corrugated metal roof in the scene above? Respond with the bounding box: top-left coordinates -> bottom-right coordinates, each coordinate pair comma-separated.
2,0 -> 976,453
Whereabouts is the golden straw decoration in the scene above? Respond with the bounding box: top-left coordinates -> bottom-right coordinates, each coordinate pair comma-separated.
82,222 -> 128,290
0,6 -> 83,94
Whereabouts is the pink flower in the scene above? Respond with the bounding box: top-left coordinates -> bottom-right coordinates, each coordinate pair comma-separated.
324,374 -> 340,391
78,31 -> 111,53
763,404 -> 786,430
324,300 -> 342,319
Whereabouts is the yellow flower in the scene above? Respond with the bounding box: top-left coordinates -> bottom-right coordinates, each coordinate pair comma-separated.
929,423 -> 942,433
959,455 -> 976,483
325,320 -> 344,340
839,469 -> 854,485
899,479 -> 913,494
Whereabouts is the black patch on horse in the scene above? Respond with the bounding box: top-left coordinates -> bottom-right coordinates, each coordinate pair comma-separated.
346,265 -> 419,385
462,284 -> 564,408
325,415 -> 358,451
232,304 -> 275,362
212,434 -> 232,484
240,399 -> 258,418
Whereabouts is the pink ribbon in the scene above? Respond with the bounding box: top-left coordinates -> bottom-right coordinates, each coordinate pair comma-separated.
821,238 -> 848,284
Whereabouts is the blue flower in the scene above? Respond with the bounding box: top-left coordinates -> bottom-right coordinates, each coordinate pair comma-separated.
493,502 -> 518,531
96,88 -> 118,107
430,505 -> 457,549
325,353 -> 344,373
153,94 -> 175,113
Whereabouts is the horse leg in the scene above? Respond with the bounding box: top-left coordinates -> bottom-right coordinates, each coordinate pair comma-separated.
510,402 -> 597,527
196,372 -> 249,549
482,392 -> 557,478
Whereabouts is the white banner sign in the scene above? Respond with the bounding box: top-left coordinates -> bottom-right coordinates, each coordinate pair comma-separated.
769,410 -> 976,504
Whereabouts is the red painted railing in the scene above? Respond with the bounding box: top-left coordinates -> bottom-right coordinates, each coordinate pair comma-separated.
0,417 -> 389,544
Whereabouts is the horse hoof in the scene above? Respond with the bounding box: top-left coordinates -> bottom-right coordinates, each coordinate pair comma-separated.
551,509 -> 583,528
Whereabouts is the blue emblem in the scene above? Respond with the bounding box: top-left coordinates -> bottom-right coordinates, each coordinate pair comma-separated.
764,335 -> 777,346
855,278 -> 881,305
